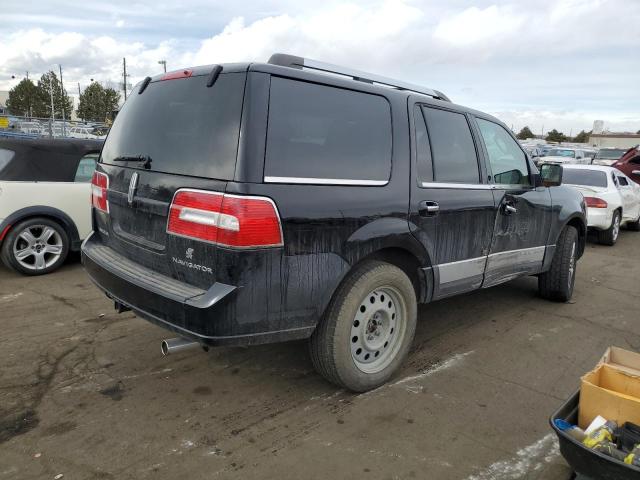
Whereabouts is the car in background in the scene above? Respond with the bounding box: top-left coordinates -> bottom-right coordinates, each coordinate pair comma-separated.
562,165 -> 640,245
592,147 -> 628,166
613,145 -> 640,185
68,125 -> 104,139
582,148 -> 597,162
540,148 -> 590,165
0,138 -> 103,275
523,146 -> 543,164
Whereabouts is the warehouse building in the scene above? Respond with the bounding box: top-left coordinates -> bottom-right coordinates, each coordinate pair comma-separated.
589,133 -> 640,149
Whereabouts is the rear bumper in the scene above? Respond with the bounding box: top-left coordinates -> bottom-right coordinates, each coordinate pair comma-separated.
81,233 -> 315,346
586,207 -> 612,230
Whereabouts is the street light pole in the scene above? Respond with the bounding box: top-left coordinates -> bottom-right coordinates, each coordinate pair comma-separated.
158,60 -> 167,73
58,64 -> 66,136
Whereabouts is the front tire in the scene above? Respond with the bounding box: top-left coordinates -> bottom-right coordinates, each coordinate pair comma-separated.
539,226 -> 578,302
0,218 -> 69,275
309,260 -> 417,392
598,210 -> 621,245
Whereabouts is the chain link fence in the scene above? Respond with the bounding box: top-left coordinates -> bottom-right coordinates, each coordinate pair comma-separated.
0,115 -> 109,140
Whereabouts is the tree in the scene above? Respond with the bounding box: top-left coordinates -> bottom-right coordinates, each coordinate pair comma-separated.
637,129 -> 640,134
32,71 -> 73,119
516,126 -> 535,140
572,130 -> 590,143
5,78 -> 44,117
77,82 -> 121,122
545,129 -> 567,143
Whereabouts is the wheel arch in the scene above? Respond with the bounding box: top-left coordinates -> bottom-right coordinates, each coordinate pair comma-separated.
0,206 -> 80,251
564,215 -> 587,259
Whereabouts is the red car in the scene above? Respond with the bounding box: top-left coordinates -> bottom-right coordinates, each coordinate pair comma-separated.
613,145 -> 640,185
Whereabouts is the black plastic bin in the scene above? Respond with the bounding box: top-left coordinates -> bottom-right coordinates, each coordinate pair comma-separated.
550,390 -> 640,480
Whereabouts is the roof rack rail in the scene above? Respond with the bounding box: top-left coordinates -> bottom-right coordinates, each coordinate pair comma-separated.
268,53 -> 451,102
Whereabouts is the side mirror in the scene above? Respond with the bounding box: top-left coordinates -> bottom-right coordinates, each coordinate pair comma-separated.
539,163 -> 563,187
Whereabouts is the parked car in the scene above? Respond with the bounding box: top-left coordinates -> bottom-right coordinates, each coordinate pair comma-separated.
523,146 -> 543,164
540,147 -> 590,165
0,138 -> 103,274
68,125 -> 106,139
592,147 -> 628,166
613,145 -> 640,185
81,54 -> 587,392
562,165 -> 640,245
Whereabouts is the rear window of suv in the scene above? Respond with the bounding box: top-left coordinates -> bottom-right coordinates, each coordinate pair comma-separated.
264,78 -> 392,184
101,73 -> 246,179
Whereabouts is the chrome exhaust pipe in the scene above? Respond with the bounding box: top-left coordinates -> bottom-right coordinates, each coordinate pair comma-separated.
161,337 -> 200,356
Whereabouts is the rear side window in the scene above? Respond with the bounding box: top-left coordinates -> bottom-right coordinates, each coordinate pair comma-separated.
414,106 -> 432,182
618,176 -> 629,186
562,169 -> 608,188
264,78 -> 391,184
0,148 -> 15,173
101,73 -> 245,179
422,107 -> 479,183
74,154 -> 99,182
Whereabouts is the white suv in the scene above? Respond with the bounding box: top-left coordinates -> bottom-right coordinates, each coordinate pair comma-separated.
0,138 -> 102,275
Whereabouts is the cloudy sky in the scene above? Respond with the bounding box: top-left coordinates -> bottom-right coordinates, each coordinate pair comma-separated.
1,0 -> 639,134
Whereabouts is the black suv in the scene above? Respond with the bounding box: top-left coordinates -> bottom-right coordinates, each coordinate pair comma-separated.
82,54 -> 587,392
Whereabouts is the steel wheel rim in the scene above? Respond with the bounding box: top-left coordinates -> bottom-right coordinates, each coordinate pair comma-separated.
12,225 -> 63,271
568,241 -> 576,291
612,214 -> 620,241
350,286 -> 407,374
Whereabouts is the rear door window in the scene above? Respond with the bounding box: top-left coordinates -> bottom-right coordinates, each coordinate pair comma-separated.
421,107 -> 479,184
264,78 -> 392,184
74,154 -> 99,182
101,73 -> 246,179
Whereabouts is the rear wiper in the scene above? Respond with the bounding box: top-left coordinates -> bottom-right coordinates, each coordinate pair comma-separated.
112,155 -> 152,169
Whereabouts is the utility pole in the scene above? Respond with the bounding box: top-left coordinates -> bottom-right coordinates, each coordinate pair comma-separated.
122,57 -> 128,101
49,80 -> 55,137
59,64 -> 66,136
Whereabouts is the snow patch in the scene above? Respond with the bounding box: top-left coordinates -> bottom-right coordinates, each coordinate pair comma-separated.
466,434 -> 559,480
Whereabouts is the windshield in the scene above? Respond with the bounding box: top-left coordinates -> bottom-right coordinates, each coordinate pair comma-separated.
101,72 -> 245,179
548,149 -> 575,158
563,169 -> 608,188
595,149 -> 626,160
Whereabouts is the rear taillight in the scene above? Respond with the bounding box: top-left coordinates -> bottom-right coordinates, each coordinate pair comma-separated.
91,171 -> 109,213
584,196 -> 607,208
167,189 -> 283,248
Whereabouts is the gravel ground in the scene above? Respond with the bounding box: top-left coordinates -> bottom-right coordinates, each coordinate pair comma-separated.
1,231 -> 639,480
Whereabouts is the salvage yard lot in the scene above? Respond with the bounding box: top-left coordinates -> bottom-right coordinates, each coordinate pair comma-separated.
1,234 -> 639,480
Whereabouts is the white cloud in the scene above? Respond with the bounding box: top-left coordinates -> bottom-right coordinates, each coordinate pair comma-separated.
433,5 -> 525,47
1,0 -> 639,134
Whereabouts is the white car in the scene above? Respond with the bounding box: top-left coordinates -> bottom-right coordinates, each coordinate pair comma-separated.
541,147 -> 590,165
0,138 -> 102,274
68,126 -> 104,139
562,165 -> 640,245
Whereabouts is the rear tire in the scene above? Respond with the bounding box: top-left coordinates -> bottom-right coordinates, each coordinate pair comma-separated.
539,226 -> 578,302
0,217 -> 69,276
598,210 -> 621,245
309,260 -> 417,392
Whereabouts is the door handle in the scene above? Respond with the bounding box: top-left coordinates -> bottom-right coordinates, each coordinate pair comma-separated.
503,204 -> 517,215
419,201 -> 439,217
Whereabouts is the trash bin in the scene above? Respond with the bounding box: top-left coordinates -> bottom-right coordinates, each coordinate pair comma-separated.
550,390 -> 640,480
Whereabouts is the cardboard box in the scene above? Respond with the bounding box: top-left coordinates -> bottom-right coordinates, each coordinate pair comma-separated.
579,348 -> 640,429
598,346 -> 640,376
